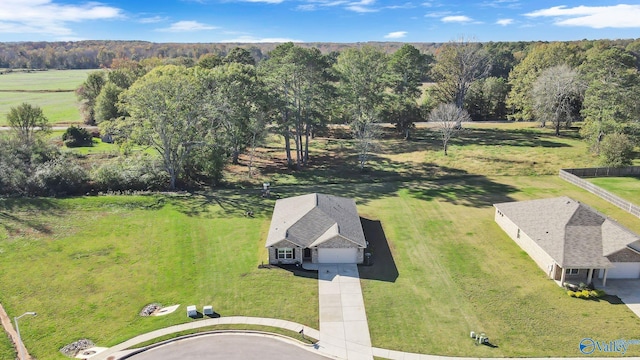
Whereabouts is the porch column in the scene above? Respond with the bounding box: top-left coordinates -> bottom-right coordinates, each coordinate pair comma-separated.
560,268 -> 566,286
603,268 -> 608,287
587,269 -> 594,284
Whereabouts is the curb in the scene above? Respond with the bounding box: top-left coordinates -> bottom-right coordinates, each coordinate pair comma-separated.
117,330 -> 332,360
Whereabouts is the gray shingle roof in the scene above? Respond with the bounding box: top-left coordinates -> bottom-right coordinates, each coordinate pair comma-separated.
494,196 -> 640,268
265,193 -> 367,248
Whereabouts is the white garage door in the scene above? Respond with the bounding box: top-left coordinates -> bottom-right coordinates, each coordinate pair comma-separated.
607,263 -> 640,279
317,248 -> 358,264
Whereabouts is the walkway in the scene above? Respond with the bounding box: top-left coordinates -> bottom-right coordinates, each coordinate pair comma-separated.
318,264 -> 373,360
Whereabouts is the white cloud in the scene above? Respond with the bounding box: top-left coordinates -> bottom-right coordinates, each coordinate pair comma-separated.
221,35 -> 303,42
346,0 -> 377,12
297,0 -> 377,12
441,15 -> 473,23
240,0 -> 285,3
0,0 -> 122,35
525,4 -> 640,28
384,31 -> 407,39
481,0 -> 520,9
139,16 -> 169,24
496,18 -> 513,26
157,20 -> 218,32
425,11 -> 452,18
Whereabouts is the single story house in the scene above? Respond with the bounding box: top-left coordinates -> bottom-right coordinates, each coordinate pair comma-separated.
265,193 -> 367,265
494,196 -> 640,287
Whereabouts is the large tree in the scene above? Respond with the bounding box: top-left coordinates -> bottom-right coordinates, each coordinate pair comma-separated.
507,42 -> 585,121
387,44 -> 431,139
464,77 -> 509,120
76,71 -> 106,124
579,44 -> 640,152
259,43 -> 332,168
532,64 -> 585,135
334,46 -> 389,170
7,103 -> 50,144
203,63 -> 267,165
121,65 -> 210,189
431,38 -> 491,109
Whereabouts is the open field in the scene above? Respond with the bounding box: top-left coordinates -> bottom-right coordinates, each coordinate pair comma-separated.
3,177 -> 640,359
0,69 -> 92,126
587,176 -> 640,205
0,195 -> 318,360
2,124 -> 640,359
229,123 -> 595,187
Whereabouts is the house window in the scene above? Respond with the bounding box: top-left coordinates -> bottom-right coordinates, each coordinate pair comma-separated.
277,248 -> 294,259
517,228 -> 521,239
565,268 -> 579,275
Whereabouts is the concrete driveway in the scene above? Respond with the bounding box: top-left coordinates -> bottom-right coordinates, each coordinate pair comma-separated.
602,279 -> 640,319
126,333 -> 332,360
318,264 -> 373,360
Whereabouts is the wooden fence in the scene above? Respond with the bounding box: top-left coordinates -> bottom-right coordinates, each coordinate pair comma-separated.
559,167 -> 640,218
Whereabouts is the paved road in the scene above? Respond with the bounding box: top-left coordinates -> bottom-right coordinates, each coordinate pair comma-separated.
126,333 -> 332,360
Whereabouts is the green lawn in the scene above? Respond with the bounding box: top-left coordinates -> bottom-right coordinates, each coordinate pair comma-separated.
3,177 -> 640,359
0,69 -> 93,126
358,175 -> 640,357
3,124 -> 640,359
588,176 -> 640,205
0,195 -> 318,360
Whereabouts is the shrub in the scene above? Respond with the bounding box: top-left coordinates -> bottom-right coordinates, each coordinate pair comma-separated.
91,154 -> 169,191
62,126 -> 93,147
567,291 -> 576,297
599,133 -> 634,167
29,156 -> 88,196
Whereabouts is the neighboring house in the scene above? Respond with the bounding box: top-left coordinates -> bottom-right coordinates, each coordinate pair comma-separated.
494,196 -> 640,287
265,193 -> 367,265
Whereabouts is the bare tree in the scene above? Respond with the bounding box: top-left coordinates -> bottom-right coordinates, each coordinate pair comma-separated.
431,37 -> 491,108
428,103 -> 470,155
532,64 -> 585,136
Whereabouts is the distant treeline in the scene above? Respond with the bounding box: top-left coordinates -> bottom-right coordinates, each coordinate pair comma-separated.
0,39 -> 636,70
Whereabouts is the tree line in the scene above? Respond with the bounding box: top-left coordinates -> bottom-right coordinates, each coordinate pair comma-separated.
1,38 -> 639,196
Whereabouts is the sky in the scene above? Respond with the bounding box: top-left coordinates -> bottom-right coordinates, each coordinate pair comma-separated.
0,0 -> 639,43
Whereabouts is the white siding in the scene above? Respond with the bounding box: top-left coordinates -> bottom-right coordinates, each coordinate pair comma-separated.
495,209 -> 556,277
605,263 -> 640,279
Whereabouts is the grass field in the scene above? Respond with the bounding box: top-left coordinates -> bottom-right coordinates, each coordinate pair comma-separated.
3,177 -> 640,359
2,124 -> 640,359
0,69 -> 93,126
0,195 -> 318,360
587,176 -> 640,205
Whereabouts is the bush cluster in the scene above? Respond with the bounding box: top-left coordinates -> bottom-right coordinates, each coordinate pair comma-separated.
567,289 -> 606,299
62,126 -> 93,147
91,154 -> 168,192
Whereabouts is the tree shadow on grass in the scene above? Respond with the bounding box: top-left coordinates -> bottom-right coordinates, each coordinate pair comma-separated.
450,128 -> 573,148
0,197 -> 61,235
407,176 -> 518,208
385,127 -> 574,156
168,191 -> 275,218
358,218 -> 398,282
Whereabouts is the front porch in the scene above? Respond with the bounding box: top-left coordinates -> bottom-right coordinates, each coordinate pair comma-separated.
550,263 -> 611,288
